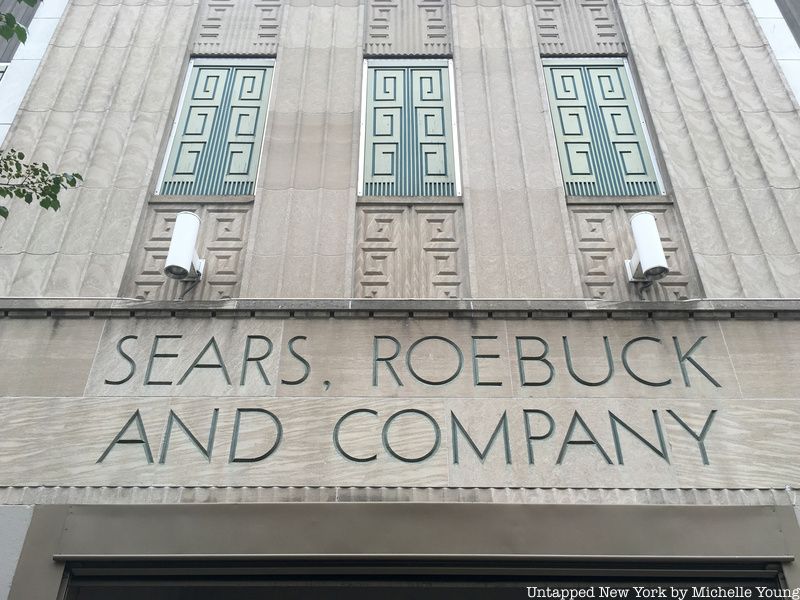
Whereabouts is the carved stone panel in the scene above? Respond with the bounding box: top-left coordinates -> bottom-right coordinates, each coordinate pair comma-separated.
569,204 -> 698,301
193,0 -> 283,57
414,207 -> 462,298
356,203 -> 465,298
128,203 -> 251,301
532,0 -> 627,56
364,0 -> 452,57
356,206 -> 405,298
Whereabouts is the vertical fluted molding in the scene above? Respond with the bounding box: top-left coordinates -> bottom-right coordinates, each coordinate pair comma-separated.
241,0 -> 361,298
0,0 -> 199,297
619,0 -> 800,298
451,0 -> 581,298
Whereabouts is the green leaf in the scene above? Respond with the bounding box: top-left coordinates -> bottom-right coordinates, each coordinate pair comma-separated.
15,23 -> 26,43
20,0 -> 40,7
0,205 -> 8,219
0,149 -> 83,219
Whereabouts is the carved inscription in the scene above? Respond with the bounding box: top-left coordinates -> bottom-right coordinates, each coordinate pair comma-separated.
97,332 -> 722,468
4,316 -> 798,488
101,332 -> 721,391
98,405 -> 716,468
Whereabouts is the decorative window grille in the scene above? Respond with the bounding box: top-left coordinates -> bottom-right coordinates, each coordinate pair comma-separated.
360,60 -> 460,197
158,59 -> 274,196
543,58 -> 662,197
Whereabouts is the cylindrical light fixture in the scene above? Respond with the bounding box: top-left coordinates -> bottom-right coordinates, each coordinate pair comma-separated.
164,211 -> 201,279
628,211 -> 669,281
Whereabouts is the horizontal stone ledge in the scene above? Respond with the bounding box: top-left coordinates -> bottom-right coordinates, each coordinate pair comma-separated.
0,298 -> 798,319
0,486 -> 793,506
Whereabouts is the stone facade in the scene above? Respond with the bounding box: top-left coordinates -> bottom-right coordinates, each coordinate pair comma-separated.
1,0 -> 800,596
1,0 -> 797,300
1,307 -> 799,489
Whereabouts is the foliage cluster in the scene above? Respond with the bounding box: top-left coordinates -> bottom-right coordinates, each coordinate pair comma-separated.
0,0 -> 37,44
0,150 -> 82,219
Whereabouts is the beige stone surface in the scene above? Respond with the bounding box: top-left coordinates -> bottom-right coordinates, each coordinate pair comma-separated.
452,3 -> 581,298
619,0 -> 800,299
0,315 -> 798,490
1,0 -> 795,300
720,319 -> 800,398
0,0 -> 198,297
73,317 -> 757,400
0,485 -> 791,505
0,394 -> 797,488
85,318 -> 285,398
0,318 -> 104,396
364,0 -> 452,57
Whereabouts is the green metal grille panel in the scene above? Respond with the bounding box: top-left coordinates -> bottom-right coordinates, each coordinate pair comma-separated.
363,63 -> 457,197
160,62 -> 273,196
544,60 -> 661,196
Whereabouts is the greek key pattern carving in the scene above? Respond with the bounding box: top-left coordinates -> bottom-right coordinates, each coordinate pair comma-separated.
130,204 -> 251,301
363,64 -> 457,196
356,204 -> 464,298
569,204 -> 696,301
365,0 -> 452,57
160,63 -> 273,196
532,0 -> 626,56
415,206 -> 462,298
356,206 -> 404,298
193,0 -> 282,56
544,60 -> 660,196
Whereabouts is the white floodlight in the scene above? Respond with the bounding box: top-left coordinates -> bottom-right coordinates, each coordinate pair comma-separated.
625,211 -> 669,282
164,211 -> 205,280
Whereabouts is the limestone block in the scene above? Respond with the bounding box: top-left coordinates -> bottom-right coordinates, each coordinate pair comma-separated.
9,253 -> 58,296
3,314 -> 800,489
0,318 -> 104,397
691,253 -> 744,298
731,253 -> 782,297
80,253 -> 132,298
45,253 -> 91,297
